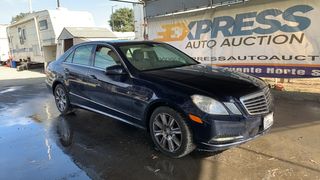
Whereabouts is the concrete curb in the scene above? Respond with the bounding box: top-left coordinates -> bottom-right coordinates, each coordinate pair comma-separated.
271,90 -> 320,102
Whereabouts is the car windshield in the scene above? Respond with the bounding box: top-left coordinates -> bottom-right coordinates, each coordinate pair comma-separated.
118,43 -> 198,71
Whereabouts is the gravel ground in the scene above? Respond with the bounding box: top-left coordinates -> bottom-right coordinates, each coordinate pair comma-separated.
264,78 -> 320,94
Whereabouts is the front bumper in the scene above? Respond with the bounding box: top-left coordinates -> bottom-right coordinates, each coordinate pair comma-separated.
197,127 -> 271,152
189,112 -> 273,152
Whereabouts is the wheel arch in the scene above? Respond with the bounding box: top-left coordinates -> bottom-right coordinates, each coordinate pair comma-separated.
52,80 -> 65,94
144,100 -> 188,132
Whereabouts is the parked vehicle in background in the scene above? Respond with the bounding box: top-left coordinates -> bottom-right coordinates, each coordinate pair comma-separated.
46,41 -> 274,158
0,24 -> 9,63
7,7 -> 95,67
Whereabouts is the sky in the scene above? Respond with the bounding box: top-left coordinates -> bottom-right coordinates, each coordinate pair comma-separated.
0,0 -> 133,29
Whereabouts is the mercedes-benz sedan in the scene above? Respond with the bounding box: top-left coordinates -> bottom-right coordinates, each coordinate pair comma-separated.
46,41 -> 274,158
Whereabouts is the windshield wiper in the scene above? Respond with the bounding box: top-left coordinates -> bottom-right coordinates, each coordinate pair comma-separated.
142,63 -> 196,72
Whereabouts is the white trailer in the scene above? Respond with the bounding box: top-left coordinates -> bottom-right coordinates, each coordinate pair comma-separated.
0,24 -> 9,62
7,8 -> 95,66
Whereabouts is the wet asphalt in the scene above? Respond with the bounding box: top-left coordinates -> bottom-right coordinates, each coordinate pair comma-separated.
0,77 -> 320,180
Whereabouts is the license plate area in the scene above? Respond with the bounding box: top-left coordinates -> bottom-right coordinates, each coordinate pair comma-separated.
263,113 -> 274,130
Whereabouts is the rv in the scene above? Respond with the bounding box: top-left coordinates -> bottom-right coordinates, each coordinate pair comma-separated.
7,8 -> 95,66
0,24 -> 9,62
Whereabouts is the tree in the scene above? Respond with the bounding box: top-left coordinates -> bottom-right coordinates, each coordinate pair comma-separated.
109,8 -> 134,32
11,12 -> 30,23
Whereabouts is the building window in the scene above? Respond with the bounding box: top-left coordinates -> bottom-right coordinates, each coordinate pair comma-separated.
39,20 -> 48,30
18,28 -> 26,44
22,29 -> 26,40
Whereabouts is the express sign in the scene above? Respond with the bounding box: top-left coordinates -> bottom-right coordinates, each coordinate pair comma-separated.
188,5 -> 313,39
148,0 -> 320,78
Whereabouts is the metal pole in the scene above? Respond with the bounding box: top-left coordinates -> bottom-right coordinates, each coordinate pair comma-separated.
111,5 -> 117,31
57,0 -> 61,8
28,0 -> 33,13
111,5 -> 116,31
112,6 -> 114,31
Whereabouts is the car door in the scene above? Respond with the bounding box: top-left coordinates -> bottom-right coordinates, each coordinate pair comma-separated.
62,44 -> 95,100
85,44 -> 145,124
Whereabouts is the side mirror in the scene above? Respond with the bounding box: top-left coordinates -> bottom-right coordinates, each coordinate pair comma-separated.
105,65 -> 127,75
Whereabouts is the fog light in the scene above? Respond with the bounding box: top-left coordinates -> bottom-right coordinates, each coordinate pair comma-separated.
210,135 -> 244,143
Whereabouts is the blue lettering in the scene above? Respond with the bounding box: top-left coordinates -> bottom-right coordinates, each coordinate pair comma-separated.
187,21 -> 197,40
254,9 -> 282,34
281,5 -> 314,32
211,16 -> 234,38
194,20 -> 212,39
186,4 -> 314,40
232,12 -> 257,36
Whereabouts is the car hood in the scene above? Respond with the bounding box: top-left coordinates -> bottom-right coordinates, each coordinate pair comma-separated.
141,64 -> 267,99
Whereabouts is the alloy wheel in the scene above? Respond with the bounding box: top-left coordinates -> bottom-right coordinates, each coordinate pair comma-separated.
152,113 -> 182,152
55,87 -> 67,112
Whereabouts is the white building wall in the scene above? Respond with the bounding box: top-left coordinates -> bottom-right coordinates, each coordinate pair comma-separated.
0,25 -> 9,61
49,8 -> 95,42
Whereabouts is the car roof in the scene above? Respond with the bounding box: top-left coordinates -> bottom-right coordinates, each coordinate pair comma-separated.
75,40 -> 162,47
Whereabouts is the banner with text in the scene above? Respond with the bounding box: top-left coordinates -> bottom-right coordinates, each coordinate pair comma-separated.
148,0 -> 320,78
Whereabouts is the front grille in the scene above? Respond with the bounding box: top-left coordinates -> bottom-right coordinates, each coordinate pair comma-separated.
240,87 -> 272,115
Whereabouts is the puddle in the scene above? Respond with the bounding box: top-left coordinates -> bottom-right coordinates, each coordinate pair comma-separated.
0,86 -> 23,94
0,89 -> 217,180
0,95 -> 90,179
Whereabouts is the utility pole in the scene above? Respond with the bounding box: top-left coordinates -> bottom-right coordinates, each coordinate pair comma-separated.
111,5 -> 117,32
57,0 -> 61,8
28,0 -> 33,13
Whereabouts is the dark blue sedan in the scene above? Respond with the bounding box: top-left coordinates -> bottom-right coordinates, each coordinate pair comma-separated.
46,41 -> 274,158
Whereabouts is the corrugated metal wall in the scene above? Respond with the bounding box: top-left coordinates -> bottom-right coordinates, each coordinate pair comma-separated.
144,0 -> 239,17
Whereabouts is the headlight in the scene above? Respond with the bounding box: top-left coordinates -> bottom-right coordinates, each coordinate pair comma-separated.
191,95 -> 229,115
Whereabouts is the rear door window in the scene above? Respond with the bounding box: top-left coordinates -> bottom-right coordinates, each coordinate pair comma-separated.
65,51 -> 74,63
73,45 -> 94,66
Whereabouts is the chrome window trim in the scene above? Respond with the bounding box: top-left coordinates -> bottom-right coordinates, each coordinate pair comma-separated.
61,42 -> 133,77
62,61 -> 105,71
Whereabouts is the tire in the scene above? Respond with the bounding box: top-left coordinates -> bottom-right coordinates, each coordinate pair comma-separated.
149,106 -> 196,158
54,84 -> 72,115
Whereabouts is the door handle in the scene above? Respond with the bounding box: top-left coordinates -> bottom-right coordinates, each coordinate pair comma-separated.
87,74 -> 100,86
89,74 -> 97,80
